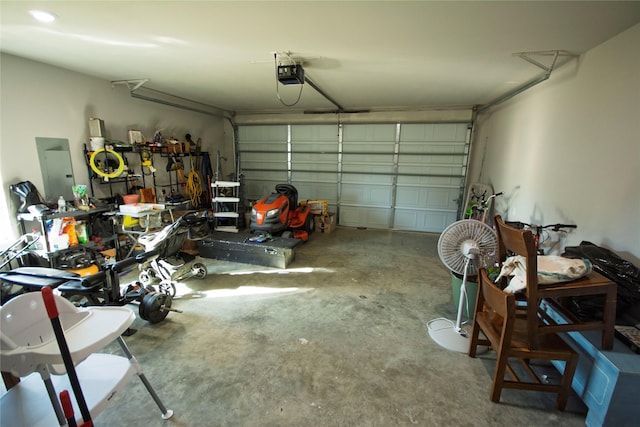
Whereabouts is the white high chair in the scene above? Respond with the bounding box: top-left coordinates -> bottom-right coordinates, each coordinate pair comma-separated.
0,291 -> 173,426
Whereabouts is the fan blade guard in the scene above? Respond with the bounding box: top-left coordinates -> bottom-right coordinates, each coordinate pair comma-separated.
437,220 -> 497,276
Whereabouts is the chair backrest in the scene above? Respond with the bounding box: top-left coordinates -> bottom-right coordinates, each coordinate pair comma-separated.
1,291 -> 88,347
0,292 -> 88,377
494,215 -> 539,296
0,291 -> 135,377
276,183 -> 298,209
494,214 -> 545,348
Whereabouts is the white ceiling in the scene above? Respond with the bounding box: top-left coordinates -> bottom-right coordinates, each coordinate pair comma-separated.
2,1 -> 639,115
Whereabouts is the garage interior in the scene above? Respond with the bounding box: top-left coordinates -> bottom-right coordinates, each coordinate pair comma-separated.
1,1 -> 639,427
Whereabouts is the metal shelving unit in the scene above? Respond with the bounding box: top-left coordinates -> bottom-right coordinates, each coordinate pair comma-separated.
211,181 -> 241,232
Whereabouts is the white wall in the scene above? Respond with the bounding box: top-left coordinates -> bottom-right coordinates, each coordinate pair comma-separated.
0,54 -> 230,242
470,24 -> 640,264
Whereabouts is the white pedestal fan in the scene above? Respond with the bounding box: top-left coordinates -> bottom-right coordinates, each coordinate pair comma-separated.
428,219 -> 497,353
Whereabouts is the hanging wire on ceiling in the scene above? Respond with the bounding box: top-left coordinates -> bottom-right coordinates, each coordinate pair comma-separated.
274,53 -> 304,107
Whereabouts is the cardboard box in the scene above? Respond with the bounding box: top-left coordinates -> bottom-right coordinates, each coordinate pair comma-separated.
161,144 -> 181,153
314,212 -> 336,234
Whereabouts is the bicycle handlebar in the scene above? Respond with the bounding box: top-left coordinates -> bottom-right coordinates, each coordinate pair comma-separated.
476,192 -> 503,207
545,223 -> 577,231
505,221 -> 577,232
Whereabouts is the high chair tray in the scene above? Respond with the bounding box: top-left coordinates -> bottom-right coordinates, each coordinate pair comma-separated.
2,295 -> 134,371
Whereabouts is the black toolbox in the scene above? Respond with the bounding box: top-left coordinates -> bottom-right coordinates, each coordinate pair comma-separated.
198,232 -> 302,269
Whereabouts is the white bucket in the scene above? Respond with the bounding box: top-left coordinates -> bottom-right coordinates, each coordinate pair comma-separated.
90,137 -> 105,151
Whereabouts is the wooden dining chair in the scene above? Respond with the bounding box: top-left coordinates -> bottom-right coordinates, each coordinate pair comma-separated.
469,268 -> 579,410
494,215 -> 617,350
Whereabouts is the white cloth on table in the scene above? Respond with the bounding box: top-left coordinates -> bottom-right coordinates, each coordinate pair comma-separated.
496,255 -> 592,294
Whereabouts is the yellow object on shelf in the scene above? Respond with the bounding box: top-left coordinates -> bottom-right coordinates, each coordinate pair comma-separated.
123,215 -> 139,227
89,148 -> 125,179
300,199 -> 328,215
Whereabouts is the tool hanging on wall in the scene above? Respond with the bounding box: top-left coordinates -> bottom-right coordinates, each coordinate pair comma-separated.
165,154 -> 183,172
185,153 -> 203,208
89,147 -> 125,181
200,152 -> 214,208
140,148 -> 156,175
165,153 -> 186,200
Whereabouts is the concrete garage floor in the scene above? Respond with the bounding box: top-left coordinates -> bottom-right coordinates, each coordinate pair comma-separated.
96,226 -> 587,427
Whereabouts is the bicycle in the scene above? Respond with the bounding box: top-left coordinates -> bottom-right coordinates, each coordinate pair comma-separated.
464,191 -> 503,224
462,190 -> 503,277
504,221 -> 577,255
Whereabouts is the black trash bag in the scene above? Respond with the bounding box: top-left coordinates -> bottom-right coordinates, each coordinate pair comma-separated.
57,248 -> 93,269
563,241 -> 640,323
9,181 -> 46,213
90,215 -> 114,239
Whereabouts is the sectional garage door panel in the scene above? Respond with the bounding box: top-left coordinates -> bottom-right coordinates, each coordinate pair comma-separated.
392,123 -> 469,231
393,209 -> 458,232
393,185 -> 460,231
340,124 -> 396,227
238,125 -> 288,202
238,122 -> 470,233
340,183 -> 393,207
394,186 -> 459,210
340,206 -> 393,229
400,123 -> 468,142
291,124 -> 340,209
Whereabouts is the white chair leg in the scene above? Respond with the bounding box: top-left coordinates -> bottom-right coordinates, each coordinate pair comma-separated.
116,336 -> 174,419
39,367 -> 66,426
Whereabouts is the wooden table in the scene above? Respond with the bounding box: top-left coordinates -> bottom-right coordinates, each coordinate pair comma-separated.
537,271 -> 617,350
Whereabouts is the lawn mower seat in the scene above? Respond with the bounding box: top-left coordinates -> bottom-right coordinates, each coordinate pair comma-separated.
276,184 -> 298,209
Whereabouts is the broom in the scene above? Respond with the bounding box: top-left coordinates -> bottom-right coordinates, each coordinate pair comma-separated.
42,286 -> 93,426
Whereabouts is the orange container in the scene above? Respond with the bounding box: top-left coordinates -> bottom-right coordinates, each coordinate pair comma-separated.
122,194 -> 140,204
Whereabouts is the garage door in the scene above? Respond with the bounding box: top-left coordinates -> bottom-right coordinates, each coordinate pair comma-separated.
238,122 -> 470,233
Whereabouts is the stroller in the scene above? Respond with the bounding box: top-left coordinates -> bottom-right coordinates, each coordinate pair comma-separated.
136,212 -> 210,296
0,233 -> 42,303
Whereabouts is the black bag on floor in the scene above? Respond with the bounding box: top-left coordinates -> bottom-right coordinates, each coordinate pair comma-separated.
563,241 -> 640,323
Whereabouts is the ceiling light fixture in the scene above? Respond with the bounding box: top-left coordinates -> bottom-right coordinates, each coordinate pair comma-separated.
29,10 -> 56,23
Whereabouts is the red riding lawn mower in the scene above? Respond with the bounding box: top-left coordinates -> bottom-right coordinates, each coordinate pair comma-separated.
250,184 -> 315,241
